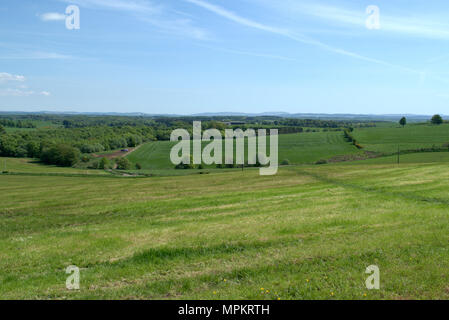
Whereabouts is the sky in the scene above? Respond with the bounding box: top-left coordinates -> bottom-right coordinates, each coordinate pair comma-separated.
1,0 -> 449,115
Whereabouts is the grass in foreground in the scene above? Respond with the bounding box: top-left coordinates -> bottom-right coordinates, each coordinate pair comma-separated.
1,160 -> 448,299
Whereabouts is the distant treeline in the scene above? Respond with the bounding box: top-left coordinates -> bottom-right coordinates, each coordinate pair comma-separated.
274,119 -> 376,128
0,119 -> 36,128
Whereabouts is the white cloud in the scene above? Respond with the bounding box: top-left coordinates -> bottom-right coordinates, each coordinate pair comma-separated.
40,12 -> 66,21
0,88 -> 34,96
0,89 -> 52,97
0,52 -> 72,60
254,0 -> 449,40
0,73 -> 51,97
56,0 -> 208,40
184,0 -> 419,73
185,0 -> 288,35
0,72 -> 26,82
60,0 -> 160,13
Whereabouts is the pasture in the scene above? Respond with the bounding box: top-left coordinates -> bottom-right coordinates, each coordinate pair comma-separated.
1,159 -> 449,299
126,131 -> 361,170
353,123 -> 449,154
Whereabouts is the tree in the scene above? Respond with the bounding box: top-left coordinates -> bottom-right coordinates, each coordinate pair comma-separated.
399,117 -> 407,127
116,157 -> 131,170
431,114 -> 443,125
99,157 -> 110,169
40,144 -> 80,167
0,124 -> 5,135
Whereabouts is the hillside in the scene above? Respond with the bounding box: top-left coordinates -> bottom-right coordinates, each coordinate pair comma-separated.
1,161 -> 448,299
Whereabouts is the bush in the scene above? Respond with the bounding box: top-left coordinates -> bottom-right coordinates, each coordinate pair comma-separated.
40,144 -> 80,167
135,163 -> 142,170
116,157 -> 131,170
89,160 -> 99,169
315,159 -> 327,165
80,143 -> 105,154
431,114 -> 443,125
99,157 -> 110,169
281,159 -> 290,165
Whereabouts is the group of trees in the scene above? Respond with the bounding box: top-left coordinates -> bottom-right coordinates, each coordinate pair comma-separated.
0,119 -> 36,128
399,115 -> 444,127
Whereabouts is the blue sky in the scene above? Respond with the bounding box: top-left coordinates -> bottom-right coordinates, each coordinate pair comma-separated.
1,0 -> 449,115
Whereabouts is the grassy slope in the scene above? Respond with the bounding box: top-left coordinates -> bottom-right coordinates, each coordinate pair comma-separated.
0,157 -> 109,175
1,161 -> 449,299
353,123 -> 449,154
126,131 -> 360,170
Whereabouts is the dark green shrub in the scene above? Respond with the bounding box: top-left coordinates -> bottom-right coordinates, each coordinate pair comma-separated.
116,157 -> 131,170
431,114 -> 443,125
40,144 -> 80,167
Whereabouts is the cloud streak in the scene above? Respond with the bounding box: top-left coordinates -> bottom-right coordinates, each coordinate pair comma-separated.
0,73 -> 51,97
293,2 -> 449,40
0,88 -> 51,97
57,0 -> 209,40
40,12 -> 66,21
0,52 -> 73,60
185,0 -> 421,74
60,0 -> 160,13
0,72 -> 26,82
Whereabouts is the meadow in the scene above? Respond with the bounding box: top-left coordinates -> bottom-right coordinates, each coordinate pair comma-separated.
1,120 -> 449,300
1,158 -> 449,299
353,123 -> 449,154
126,131 -> 361,171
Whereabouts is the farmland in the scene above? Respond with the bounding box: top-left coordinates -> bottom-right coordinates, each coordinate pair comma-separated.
1,116 -> 449,300
353,123 -> 449,154
125,131 -> 361,171
1,159 -> 449,299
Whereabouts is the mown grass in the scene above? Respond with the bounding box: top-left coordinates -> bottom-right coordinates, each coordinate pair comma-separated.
0,157 -> 109,175
1,160 -> 448,299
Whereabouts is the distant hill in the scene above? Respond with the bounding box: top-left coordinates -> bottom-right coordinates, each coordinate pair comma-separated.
0,110 -> 443,122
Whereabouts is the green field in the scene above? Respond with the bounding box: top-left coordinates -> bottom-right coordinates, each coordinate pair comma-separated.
0,157 -> 109,175
1,159 -> 449,299
353,123 -> 449,154
126,131 -> 361,170
2,121 -> 449,300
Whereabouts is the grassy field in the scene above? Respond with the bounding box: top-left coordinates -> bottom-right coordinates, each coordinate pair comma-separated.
353,123 -> 449,154
126,131 -> 361,170
1,159 -> 449,299
0,157 -> 109,175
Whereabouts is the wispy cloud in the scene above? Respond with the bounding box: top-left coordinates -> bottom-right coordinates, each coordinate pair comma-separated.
295,3 -> 449,40
0,72 -> 26,82
0,52 -> 72,60
60,0 -> 160,13
40,12 -> 66,21
184,0 -> 420,74
0,73 -> 51,97
185,0 -> 288,35
0,88 -> 51,97
57,0 -> 209,40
